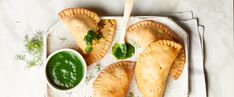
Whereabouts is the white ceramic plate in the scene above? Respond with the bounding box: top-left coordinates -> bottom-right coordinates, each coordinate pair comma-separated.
43,16 -> 189,97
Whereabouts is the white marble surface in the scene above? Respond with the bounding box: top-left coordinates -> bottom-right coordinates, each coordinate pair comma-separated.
0,0 -> 233,97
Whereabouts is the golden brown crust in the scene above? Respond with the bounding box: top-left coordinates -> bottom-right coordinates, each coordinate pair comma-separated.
135,40 -> 182,97
127,20 -> 186,79
93,61 -> 135,97
170,49 -> 186,79
58,8 -> 100,24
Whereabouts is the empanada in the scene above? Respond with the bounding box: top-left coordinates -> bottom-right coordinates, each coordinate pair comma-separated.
59,8 -> 100,53
93,61 -> 135,97
127,20 -> 185,79
135,40 -> 182,97
59,8 -> 116,65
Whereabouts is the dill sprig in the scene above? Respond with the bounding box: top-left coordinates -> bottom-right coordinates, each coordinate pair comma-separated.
16,30 -> 44,68
85,73 -> 95,84
95,62 -> 103,72
59,37 -> 67,42
15,54 -> 25,61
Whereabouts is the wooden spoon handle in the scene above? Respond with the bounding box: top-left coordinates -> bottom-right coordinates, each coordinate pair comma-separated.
119,0 -> 134,43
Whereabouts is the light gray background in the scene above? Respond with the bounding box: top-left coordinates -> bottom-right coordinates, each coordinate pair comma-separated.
0,0 -> 233,97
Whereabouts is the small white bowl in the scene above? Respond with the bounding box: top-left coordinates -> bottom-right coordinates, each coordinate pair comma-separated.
44,48 -> 87,93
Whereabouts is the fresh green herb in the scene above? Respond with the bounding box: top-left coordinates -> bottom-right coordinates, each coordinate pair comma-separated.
26,58 -> 37,68
84,30 -> 103,53
15,54 -> 25,61
59,37 -> 67,42
85,44 -> 92,53
25,32 -> 43,54
16,30 -> 43,68
85,73 -> 95,84
125,43 -> 135,58
112,43 -> 127,59
112,42 -> 135,60
84,30 -> 95,45
95,63 -> 103,72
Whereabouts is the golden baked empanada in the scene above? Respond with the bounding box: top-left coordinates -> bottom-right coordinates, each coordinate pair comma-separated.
127,20 -> 185,79
135,40 -> 182,97
59,8 -> 100,54
93,61 -> 135,97
59,8 -> 116,65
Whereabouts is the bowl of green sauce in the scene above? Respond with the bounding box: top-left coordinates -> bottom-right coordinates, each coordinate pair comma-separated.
44,49 -> 87,93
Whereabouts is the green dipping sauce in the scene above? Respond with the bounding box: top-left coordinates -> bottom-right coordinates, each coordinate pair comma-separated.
112,42 -> 135,60
46,51 -> 84,90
